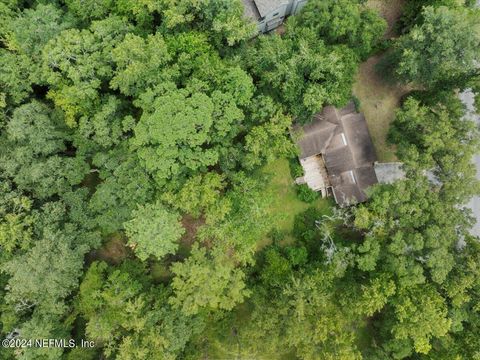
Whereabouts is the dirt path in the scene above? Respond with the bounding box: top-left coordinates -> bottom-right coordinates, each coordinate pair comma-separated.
353,55 -> 410,162
367,0 -> 406,39
353,0 -> 409,162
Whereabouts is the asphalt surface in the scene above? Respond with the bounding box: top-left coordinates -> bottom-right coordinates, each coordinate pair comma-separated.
459,89 -> 480,237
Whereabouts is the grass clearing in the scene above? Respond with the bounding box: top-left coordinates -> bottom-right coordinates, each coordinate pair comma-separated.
258,158 -> 333,249
354,0 -> 409,162
353,55 -> 408,162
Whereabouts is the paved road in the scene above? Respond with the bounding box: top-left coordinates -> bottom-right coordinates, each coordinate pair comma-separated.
459,89 -> 480,237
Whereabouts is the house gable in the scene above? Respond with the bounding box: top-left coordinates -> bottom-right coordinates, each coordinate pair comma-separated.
295,102 -> 378,207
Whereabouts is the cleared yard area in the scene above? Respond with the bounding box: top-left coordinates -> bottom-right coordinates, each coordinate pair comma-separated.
353,56 -> 409,162
353,0 -> 409,162
259,158 -> 333,248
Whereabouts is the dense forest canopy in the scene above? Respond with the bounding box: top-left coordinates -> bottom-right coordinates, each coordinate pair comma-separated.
0,0 -> 479,359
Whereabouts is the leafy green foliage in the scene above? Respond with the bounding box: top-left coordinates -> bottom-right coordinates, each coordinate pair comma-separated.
390,285 -> 451,354
89,144 -> 154,234
389,94 -> 480,203
170,245 -> 251,315
386,5 -> 480,88
42,17 -> 132,126
0,101 -> 89,199
1,1 -> 479,359
226,268 -> 363,360
242,0 -> 385,122
293,0 -> 387,58
125,202 -> 184,261
110,33 -> 173,97
162,173 -> 226,218
132,88 -> 218,184
3,228 -> 87,318
78,261 -> 204,359
398,0 -> 469,31
296,184 -> 320,203
0,180 -> 34,259
245,31 -> 359,122
354,177 -> 465,285
289,157 -> 304,179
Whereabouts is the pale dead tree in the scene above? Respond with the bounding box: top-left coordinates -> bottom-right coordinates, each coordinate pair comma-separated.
315,213 -> 341,264
14,299 -> 36,313
325,206 -> 354,228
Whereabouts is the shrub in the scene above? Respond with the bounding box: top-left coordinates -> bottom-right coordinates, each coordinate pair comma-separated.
288,157 -> 303,179
296,184 -> 319,203
285,246 -> 308,267
268,228 -> 286,244
352,95 -> 361,112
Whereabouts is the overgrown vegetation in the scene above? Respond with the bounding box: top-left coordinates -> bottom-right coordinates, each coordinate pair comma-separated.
0,0 -> 479,359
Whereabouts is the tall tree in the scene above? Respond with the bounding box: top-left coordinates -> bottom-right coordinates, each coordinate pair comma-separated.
386,6 -> 480,88
77,261 -> 203,359
389,94 -> 480,203
0,101 -> 89,199
245,30 -> 359,122
292,0 -> 386,58
89,144 -> 154,234
124,202 -> 185,261
131,88 -> 218,184
170,245 -> 251,315
41,16 -> 132,126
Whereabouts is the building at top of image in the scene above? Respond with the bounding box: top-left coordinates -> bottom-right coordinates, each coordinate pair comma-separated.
242,0 -> 308,33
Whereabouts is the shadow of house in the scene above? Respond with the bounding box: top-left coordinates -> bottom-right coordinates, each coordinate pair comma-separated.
293,102 -> 379,207
242,0 -> 308,33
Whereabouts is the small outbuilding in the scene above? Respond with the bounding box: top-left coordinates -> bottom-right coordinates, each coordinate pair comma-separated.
294,102 -> 378,207
373,162 -> 406,184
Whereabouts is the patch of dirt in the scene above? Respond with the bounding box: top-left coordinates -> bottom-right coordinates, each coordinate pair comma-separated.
359,54 -> 409,96
367,0 -> 406,38
88,233 -> 130,265
275,24 -> 286,36
180,214 -> 205,248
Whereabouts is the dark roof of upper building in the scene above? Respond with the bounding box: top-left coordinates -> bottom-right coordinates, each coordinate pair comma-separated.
295,102 -> 378,206
254,0 -> 288,18
242,0 -> 261,21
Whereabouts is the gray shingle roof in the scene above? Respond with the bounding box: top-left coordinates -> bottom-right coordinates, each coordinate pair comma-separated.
341,113 -> 377,167
324,146 -> 356,174
296,119 -> 337,158
242,0 -> 261,21
295,102 -> 378,206
254,0 -> 288,18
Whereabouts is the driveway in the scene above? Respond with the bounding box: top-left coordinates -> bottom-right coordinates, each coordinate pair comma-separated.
459,89 -> 480,236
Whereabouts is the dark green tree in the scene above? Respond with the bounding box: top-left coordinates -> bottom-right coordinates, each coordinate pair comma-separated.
386,6 -> 480,88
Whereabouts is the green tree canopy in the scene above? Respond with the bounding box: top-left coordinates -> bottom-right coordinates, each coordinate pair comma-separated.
387,6 -> 480,88
124,202 -> 185,261
170,245 -> 251,315
78,261 -> 203,359
292,0 -> 386,58
0,101 -> 89,199
389,93 -> 480,203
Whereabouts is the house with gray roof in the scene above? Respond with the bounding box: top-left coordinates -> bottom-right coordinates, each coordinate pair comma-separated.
294,102 -> 378,207
242,0 -> 308,33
